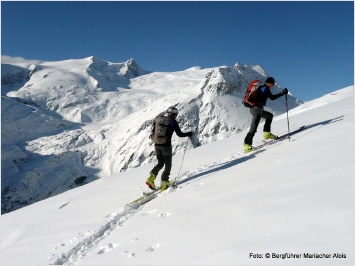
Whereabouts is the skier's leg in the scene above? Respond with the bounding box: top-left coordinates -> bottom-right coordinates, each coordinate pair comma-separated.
244,106 -> 262,145
261,110 -> 273,132
161,155 -> 172,182
160,146 -> 172,182
150,146 -> 164,176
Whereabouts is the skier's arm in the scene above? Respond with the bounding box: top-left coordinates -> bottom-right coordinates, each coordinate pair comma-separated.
174,122 -> 192,137
267,87 -> 288,100
266,88 -> 283,100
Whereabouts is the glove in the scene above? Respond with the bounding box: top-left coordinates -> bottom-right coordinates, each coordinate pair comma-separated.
186,132 -> 193,137
282,88 -> 288,95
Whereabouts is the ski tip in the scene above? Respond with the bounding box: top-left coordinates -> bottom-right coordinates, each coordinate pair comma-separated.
165,186 -> 178,193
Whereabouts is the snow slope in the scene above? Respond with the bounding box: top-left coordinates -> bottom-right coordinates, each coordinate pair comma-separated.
1,57 -> 302,213
1,86 -> 353,265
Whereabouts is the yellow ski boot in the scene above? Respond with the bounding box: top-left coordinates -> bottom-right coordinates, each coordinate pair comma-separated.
244,144 -> 256,153
263,132 -> 278,140
159,181 -> 170,192
146,173 -> 156,190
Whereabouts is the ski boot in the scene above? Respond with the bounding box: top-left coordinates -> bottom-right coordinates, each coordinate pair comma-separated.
159,181 -> 170,192
263,131 -> 278,140
244,144 -> 256,153
146,173 -> 156,190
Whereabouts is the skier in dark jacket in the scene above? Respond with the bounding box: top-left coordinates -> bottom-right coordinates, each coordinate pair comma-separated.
244,77 -> 288,152
146,106 -> 192,191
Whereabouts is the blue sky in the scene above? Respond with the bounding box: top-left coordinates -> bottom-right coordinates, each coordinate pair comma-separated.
1,1 -> 354,101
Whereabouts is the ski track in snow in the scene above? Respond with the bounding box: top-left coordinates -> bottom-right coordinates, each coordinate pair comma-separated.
49,134 -> 300,265
50,202 -> 146,264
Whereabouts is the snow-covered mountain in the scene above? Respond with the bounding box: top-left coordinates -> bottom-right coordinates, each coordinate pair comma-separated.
1,56 -> 302,214
0,86 -> 353,265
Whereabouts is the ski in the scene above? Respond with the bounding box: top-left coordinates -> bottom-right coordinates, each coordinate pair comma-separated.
260,125 -> 306,146
276,125 -> 306,140
127,179 -> 177,206
245,125 -> 306,153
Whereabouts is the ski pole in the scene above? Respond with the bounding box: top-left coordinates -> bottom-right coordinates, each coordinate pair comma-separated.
173,137 -> 190,187
285,93 -> 291,141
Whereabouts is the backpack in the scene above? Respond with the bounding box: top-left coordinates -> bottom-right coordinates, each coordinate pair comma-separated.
150,115 -> 171,144
243,79 -> 261,108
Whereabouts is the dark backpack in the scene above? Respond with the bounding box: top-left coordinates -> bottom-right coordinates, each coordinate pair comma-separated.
243,79 -> 261,108
150,115 -> 171,144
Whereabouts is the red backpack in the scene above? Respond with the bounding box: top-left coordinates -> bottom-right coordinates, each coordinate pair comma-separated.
243,79 -> 261,108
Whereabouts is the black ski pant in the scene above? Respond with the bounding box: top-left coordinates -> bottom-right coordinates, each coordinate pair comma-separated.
244,106 -> 273,145
150,145 -> 172,182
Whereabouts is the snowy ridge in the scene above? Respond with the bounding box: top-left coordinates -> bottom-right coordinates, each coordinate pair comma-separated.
0,86 -> 353,265
2,56 -> 303,213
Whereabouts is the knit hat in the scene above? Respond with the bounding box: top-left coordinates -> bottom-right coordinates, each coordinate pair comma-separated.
265,77 -> 275,84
